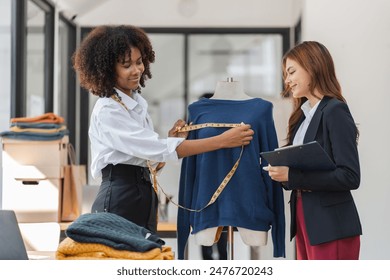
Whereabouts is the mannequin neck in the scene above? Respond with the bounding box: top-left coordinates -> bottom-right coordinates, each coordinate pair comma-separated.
211,81 -> 252,100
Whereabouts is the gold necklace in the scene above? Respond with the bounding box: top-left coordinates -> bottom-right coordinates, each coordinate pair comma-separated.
111,94 -> 128,110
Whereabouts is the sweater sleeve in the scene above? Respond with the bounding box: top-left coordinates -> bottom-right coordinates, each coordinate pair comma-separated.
261,103 -> 286,258
177,157 -> 194,259
177,113 -> 197,259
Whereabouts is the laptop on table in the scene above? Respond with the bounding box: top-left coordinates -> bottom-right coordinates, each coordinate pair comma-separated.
0,210 -> 29,260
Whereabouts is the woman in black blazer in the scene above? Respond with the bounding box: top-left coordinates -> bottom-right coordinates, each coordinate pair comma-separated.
265,41 -> 362,260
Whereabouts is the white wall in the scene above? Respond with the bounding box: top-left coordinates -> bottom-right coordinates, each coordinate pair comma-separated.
74,0 -> 301,27
301,0 -> 390,260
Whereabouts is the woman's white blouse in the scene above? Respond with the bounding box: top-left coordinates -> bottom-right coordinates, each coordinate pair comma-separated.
293,99 -> 321,145
89,89 -> 185,179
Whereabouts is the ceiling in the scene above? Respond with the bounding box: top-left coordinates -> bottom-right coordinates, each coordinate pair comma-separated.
54,0 -> 109,20
52,0 -> 301,27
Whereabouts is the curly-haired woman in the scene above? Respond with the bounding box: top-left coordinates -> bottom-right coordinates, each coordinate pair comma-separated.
72,25 -> 254,233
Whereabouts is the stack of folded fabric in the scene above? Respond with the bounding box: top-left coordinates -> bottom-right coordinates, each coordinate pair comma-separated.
56,212 -> 174,260
0,112 -> 68,141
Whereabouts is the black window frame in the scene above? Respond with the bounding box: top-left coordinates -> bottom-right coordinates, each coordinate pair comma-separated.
58,12 -> 77,148
11,0 -> 55,118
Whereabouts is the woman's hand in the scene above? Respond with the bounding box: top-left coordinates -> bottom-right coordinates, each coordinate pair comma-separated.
168,119 -> 189,138
263,165 -> 289,182
218,124 -> 254,148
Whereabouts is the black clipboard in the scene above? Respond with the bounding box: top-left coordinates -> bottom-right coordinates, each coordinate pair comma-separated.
260,141 -> 336,170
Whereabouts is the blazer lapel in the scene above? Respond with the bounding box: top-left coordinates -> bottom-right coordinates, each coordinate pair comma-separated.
303,97 -> 330,143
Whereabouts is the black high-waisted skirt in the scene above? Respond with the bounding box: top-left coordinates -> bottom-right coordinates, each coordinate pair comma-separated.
91,164 -> 157,233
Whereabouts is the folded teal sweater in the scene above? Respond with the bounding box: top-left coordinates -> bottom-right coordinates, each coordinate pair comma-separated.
66,212 -> 165,252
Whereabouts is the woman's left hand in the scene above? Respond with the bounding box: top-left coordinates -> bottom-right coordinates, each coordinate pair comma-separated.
263,165 -> 289,182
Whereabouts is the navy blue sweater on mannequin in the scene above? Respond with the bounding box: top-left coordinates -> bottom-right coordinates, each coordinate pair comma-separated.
177,97 -> 286,259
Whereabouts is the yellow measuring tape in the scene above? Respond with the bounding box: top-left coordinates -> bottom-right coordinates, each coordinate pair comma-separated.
177,122 -> 241,132
111,94 -> 244,212
148,123 -> 244,212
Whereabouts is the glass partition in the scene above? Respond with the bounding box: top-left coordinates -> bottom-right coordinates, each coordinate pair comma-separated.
142,34 -> 186,136
188,34 -> 283,104
58,16 -> 76,146
0,0 -> 11,131
26,0 -> 46,116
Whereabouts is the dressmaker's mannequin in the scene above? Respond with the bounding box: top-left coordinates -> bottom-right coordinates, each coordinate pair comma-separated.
194,79 -> 268,247
211,79 -> 253,100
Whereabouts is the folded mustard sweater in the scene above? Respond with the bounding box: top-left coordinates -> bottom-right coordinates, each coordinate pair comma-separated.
56,237 -> 174,260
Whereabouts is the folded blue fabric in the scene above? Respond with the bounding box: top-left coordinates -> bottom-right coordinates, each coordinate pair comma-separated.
66,212 -> 165,252
0,130 -> 69,140
10,122 -> 64,129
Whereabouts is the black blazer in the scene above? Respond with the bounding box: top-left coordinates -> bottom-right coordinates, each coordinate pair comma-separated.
287,96 -> 362,245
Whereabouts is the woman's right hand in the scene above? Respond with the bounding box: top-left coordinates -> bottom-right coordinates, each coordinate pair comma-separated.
219,124 -> 254,148
168,119 -> 189,138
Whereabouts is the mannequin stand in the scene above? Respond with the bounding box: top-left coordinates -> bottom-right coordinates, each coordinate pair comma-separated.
226,77 -> 234,260
227,226 -> 234,260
